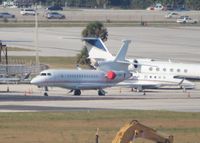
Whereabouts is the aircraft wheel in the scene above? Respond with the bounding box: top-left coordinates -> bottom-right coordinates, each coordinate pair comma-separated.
98,90 -> 105,96
74,90 -> 81,96
44,92 -> 48,96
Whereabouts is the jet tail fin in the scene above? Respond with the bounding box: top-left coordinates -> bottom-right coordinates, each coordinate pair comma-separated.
114,40 -> 131,62
98,40 -> 131,72
82,37 -> 113,60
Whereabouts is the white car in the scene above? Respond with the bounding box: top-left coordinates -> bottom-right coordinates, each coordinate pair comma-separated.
176,16 -> 198,24
20,8 -> 36,16
165,12 -> 179,18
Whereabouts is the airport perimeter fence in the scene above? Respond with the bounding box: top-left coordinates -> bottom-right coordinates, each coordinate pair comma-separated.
0,64 -> 49,77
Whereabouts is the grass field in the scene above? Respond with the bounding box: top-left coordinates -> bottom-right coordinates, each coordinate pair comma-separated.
0,110 -> 200,143
9,56 -> 79,68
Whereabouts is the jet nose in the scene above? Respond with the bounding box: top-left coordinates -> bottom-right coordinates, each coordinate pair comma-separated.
30,77 -> 40,85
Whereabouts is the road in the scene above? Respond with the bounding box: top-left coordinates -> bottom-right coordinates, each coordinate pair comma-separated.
1,7 -> 200,21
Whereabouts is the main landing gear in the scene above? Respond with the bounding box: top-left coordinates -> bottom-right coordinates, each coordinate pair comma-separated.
69,89 -> 106,96
98,89 -> 106,96
74,89 -> 81,96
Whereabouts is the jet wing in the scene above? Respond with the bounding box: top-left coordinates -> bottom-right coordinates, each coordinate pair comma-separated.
117,80 -> 161,89
174,75 -> 200,81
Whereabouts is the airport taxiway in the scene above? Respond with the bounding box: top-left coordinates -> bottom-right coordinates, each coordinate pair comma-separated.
0,94 -> 200,112
0,84 -> 200,112
1,27 -> 200,63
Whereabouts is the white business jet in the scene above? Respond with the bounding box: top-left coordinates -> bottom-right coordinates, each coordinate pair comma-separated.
31,40 -> 132,96
83,38 -> 195,91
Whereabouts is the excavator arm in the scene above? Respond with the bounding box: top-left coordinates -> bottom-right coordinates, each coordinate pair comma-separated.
112,120 -> 173,143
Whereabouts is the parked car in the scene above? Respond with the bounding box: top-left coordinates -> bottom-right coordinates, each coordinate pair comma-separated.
46,12 -> 65,19
165,12 -> 179,18
20,8 -> 36,16
46,5 -> 63,11
176,16 -> 198,24
0,12 -> 15,18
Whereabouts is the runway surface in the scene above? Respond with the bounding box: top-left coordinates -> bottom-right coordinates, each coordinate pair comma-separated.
0,84 -> 200,112
1,27 -> 200,63
0,94 -> 199,112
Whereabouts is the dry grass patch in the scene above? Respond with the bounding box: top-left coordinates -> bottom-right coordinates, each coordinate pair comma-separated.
0,110 -> 200,143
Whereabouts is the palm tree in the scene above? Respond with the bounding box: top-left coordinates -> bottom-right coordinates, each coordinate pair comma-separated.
82,21 -> 108,41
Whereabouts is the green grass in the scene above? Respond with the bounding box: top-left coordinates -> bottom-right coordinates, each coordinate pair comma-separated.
8,56 -> 78,68
1,20 -> 200,27
0,110 -> 200,143
7,47 -> 34,51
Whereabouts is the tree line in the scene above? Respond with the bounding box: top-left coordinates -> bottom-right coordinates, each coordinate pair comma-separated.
1,0 -> 200,10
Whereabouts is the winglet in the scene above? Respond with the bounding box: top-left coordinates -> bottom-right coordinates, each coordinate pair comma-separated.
114,40 -> 131,62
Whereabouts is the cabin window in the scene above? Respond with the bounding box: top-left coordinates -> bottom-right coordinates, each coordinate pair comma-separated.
149,76 -> 152,78
184,69 -> 188,73
163,68 -> 166,72
154,76 -> 157,79
149,67 -> 153,71
170,68 -> 174,72
177,69 -> 181,72
156,68 -> 159,71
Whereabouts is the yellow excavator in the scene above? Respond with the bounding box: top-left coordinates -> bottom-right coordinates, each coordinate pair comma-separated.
96,120 -> 173,143
112,120 -> 173,143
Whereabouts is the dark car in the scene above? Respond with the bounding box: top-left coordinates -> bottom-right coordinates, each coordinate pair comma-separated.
46,12 -> 65,19
46,5 -> 63,11
0,12 -> 15,18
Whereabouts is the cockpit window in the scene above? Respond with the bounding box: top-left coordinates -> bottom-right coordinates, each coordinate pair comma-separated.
40,73 -> 46,76
47,73 -> 51,76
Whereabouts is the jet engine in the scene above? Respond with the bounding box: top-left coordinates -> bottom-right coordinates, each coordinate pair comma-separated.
128,59 -> 139,71
106,71 -> 117,80
105,70 -> 132,81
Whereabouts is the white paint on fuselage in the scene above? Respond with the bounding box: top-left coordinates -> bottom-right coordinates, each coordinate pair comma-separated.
135,60 -> 200,79
126,72 -> 194,89
31,69 -> 126,90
